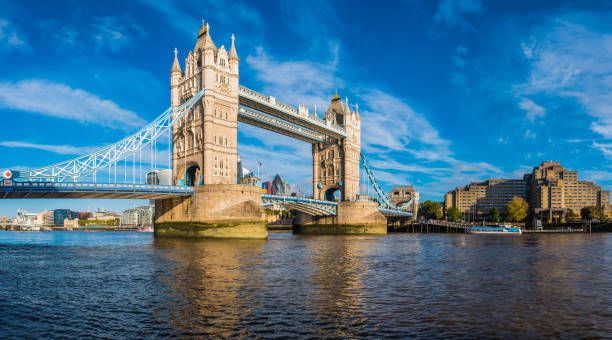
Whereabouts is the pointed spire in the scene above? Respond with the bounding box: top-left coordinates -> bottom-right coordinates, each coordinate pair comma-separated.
229,33 -> 239,61
198,19 -> 207,36
331,89 -> 340,101
196,19 -> 216,51
171,48 -> 182,73
314,104 -> 318,118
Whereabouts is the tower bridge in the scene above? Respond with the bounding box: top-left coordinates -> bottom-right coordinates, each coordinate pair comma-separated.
1,21 -> 413,238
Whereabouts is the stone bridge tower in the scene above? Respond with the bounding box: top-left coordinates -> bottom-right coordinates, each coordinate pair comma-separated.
170,21 -> 239,186
312,93 -> 361,201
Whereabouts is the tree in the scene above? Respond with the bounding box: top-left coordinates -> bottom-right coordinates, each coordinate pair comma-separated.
581,206 -> 604,221
507,196 -> 528,222
421,200 -> 442,220
447,207 -> 464,222
566,209 -> 577,222
489,207 -> 501,222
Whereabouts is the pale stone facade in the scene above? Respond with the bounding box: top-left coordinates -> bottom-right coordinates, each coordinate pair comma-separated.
312,94 -> 361,201
170,21 -> 239,187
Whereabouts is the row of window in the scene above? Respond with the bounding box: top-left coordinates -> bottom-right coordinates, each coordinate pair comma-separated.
214,135 -> 230,147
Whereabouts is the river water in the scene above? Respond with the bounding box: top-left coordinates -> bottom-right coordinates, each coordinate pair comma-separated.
0,231 -> 611,338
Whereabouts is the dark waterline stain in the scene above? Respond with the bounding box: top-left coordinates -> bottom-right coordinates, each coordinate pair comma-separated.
0,231 -> 611,338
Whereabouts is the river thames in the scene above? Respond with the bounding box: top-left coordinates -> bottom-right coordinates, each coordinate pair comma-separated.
0,231 -> 610,338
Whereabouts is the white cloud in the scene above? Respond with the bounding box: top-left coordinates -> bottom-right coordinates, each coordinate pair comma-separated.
523,129 -> 537,140
592,142 -> 612,158
581,169 -> 612,183
91,16 -> 145,53
517,13 -> 612,140
0,18 -> 31,55
40,16 -> 145,54
0,141 -> 98,155
432,0 -> 485,32
518,98 -> 546,122
0,79 -> 146,130
246,46 -> 340,110
357,88 -> 449,154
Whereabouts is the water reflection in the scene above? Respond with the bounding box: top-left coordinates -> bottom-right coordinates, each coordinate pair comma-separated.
1,231 -> 611,338
153,238 -> 267,337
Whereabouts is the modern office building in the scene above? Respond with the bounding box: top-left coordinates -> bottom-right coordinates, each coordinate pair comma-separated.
271,174 -> 292,195
121,205 -> 154,226
444,161 -> 610,221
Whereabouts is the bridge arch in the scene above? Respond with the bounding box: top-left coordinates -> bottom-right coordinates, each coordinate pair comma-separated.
324,186 -> 341,202
185,164 -> 201,186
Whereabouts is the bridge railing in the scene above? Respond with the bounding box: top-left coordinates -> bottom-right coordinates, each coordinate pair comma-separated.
2,181 -> 194,193
261,194 -> 338,206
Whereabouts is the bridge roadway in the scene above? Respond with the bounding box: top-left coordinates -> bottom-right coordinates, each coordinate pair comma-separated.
0,181 -> 412,218
238,86 -> 346,139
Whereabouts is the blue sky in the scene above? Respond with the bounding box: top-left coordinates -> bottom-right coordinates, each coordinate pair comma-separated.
1,0 -> 612,217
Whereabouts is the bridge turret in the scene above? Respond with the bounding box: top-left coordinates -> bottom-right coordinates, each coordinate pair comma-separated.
170,48 -> 182,108
325,91 -> 345,126
170,20 -> 239,187
313,91 -> 361,201
229,34 -> 239,73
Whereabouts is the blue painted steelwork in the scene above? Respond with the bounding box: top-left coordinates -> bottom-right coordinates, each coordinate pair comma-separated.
16,89 -> 205,182
262,194 -> 338,216
378,208 -> 413,217
239,86 -> 346,139
360,152 -> 415,216
238,106 -> 325,143
360,152 -> 395,209
0,180 -> 193,199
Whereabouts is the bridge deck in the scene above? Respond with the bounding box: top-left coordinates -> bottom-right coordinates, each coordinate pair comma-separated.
0,181 -> 194,199
239,86 -> 346,139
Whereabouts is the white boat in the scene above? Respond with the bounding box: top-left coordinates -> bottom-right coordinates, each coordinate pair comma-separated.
466,225 -> 522,234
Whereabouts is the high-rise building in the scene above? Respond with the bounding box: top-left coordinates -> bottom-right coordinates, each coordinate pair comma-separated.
444,161 -> 610,221
271,174 -> 291,196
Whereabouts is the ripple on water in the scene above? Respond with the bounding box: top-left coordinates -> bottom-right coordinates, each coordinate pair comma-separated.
0,231 -> 611,338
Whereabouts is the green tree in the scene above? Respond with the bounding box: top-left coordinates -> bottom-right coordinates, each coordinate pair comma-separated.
446,207 -> 464,222
489,207 -> 501,222
421,200 -> 442,220
581,206 -> 604,221
566,209 -> 577,222
507,196 -> 528,222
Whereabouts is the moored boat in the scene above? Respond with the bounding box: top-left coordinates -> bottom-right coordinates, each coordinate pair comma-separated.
466,225 -> 522,234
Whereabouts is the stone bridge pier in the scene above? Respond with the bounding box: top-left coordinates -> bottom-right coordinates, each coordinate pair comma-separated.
293,201 -> 387,235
